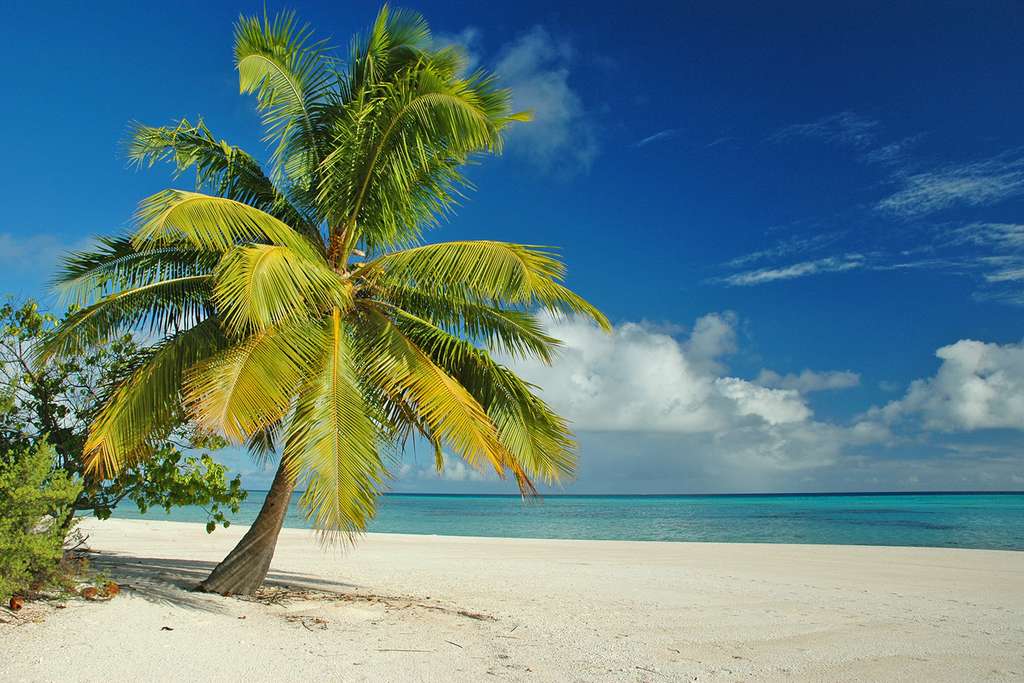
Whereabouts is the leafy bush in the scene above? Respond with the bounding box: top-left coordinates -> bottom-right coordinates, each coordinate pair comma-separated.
0,299 -> 246,533
0,442 -> 81,601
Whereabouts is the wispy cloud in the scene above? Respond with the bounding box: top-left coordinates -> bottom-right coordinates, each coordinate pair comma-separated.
949,222 -> 1024,250
725,231 -> 847,269
494,26 -> 598,173
877,150 -> 1024,218
705,136 -> 738,149
770,111 -> 880,149
719,254 -> 866,286
634,128 -> 680,148
860,133 -> 926,166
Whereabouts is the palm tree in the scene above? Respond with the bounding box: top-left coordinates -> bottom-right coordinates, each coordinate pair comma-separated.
40,6 -> 607,595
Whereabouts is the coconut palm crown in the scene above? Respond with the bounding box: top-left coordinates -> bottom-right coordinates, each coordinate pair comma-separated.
41,7 -> 607,547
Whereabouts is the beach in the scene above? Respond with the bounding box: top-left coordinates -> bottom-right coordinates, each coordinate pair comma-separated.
4,518 -> 1022,682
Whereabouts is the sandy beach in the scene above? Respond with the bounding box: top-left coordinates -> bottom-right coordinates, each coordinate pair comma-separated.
3,518 -> 1022,682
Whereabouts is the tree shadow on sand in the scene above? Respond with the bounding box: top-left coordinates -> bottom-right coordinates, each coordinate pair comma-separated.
87,552 -> 360,613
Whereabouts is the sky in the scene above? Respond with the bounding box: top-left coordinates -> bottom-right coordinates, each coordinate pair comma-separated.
4,0 -> 1024,493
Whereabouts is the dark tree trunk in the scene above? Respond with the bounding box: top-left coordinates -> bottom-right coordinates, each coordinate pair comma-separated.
196,457 -> 295,596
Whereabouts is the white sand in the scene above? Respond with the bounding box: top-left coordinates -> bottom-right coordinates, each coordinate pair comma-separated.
3,518 -> 1022,682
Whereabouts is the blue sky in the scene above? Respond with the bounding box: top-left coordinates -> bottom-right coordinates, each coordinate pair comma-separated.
4,1 -> 1024,493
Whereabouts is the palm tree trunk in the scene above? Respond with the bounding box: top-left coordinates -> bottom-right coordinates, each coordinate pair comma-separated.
196,457 -> 295,595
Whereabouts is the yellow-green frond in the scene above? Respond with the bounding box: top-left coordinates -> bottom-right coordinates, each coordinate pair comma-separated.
283,309 -> 385,538
369,283 -> 562,362
354,305 -> 510,476
184,319 -> 326,442
133,190 -> 318,258
39,274 -> 213,361
213,243 -> 350,335
54,236 -> 219,307
388,306 -> 576,487
362,240 -> 610,330
83,319 -> 226,477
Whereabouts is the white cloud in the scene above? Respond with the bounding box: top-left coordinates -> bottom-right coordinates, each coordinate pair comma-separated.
682,311 -> 737,374
875,339 -> 1024,431
719,254 -> 866,286
725,231 -> 847,269
715,378 -> 810,424
504,314 -> 884,475
757,369 -> 861,393
0,232 -> 69,272
433,27 -> 482,73
634,129 -> 680,148
953,222 -> 1024,250
398,453 -> 497,483
877,151 -> 1024,218
494,27 -> 598,173
860,134 -> 926,166
771,112 -> 879,149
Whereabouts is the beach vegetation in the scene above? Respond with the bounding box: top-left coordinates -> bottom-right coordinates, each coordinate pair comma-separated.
1,300 -> 245,534
0,442 -> 80,602
40,6 -> 607,595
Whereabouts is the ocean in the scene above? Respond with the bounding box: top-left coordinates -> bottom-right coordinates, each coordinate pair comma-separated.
111,491 -> 1024,550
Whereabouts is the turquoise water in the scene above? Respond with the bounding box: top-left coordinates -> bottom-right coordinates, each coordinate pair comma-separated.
112,492 -> 1024,550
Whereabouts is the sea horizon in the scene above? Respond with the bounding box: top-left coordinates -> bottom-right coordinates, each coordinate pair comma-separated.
112,490 -> 1024,551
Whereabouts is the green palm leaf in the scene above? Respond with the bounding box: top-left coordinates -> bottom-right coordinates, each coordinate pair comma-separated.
184,319 -> 326,442
213,243 -> 350,335
82,319 -> 226,476
133,190 -> 319,257
363,240 -> 610,329
41,274 -> 212,360
128,119 -> 320,244
284,309 -> 385,537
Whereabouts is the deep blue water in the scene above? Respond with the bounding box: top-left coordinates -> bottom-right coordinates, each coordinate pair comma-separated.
112,491 -> 1024,550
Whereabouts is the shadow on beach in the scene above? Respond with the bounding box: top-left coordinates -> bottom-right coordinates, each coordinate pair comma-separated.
87,552 -> 360,612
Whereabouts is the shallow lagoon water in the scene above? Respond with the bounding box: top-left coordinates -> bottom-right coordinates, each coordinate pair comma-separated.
113,491 -> 1024,550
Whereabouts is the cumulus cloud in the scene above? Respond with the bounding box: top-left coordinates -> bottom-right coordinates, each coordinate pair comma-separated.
494,27 -> 598,173
874,339 -> 1024,431
504,314 -> 882,477
757,369 -> 861,393
398,453 -> 498,483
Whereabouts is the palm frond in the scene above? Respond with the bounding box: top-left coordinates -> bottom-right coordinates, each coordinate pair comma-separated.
321,60 -> 519,255
345,5 -> 432,100
213,243 -> 349,335
369,283 -> 561,362
246,420 -> 282,467
82,319 -> 226,476
127,119 -> 321,244
353,304 -> 510,476
284,309 -> 385,537
389,307 -> 575,486
54,236 -> 219,306
133,190 -> 319,257
184,319 -> 325,442
40,274 -> 212,360
362,240 -> 610,329
235,10 -> 334,184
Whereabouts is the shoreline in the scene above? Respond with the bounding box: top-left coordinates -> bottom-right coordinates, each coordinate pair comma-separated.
5,518 -> 1023,681
102,515 -> 1024,552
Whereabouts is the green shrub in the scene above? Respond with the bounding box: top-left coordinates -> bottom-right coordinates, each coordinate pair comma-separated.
0,443 -> 81,601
